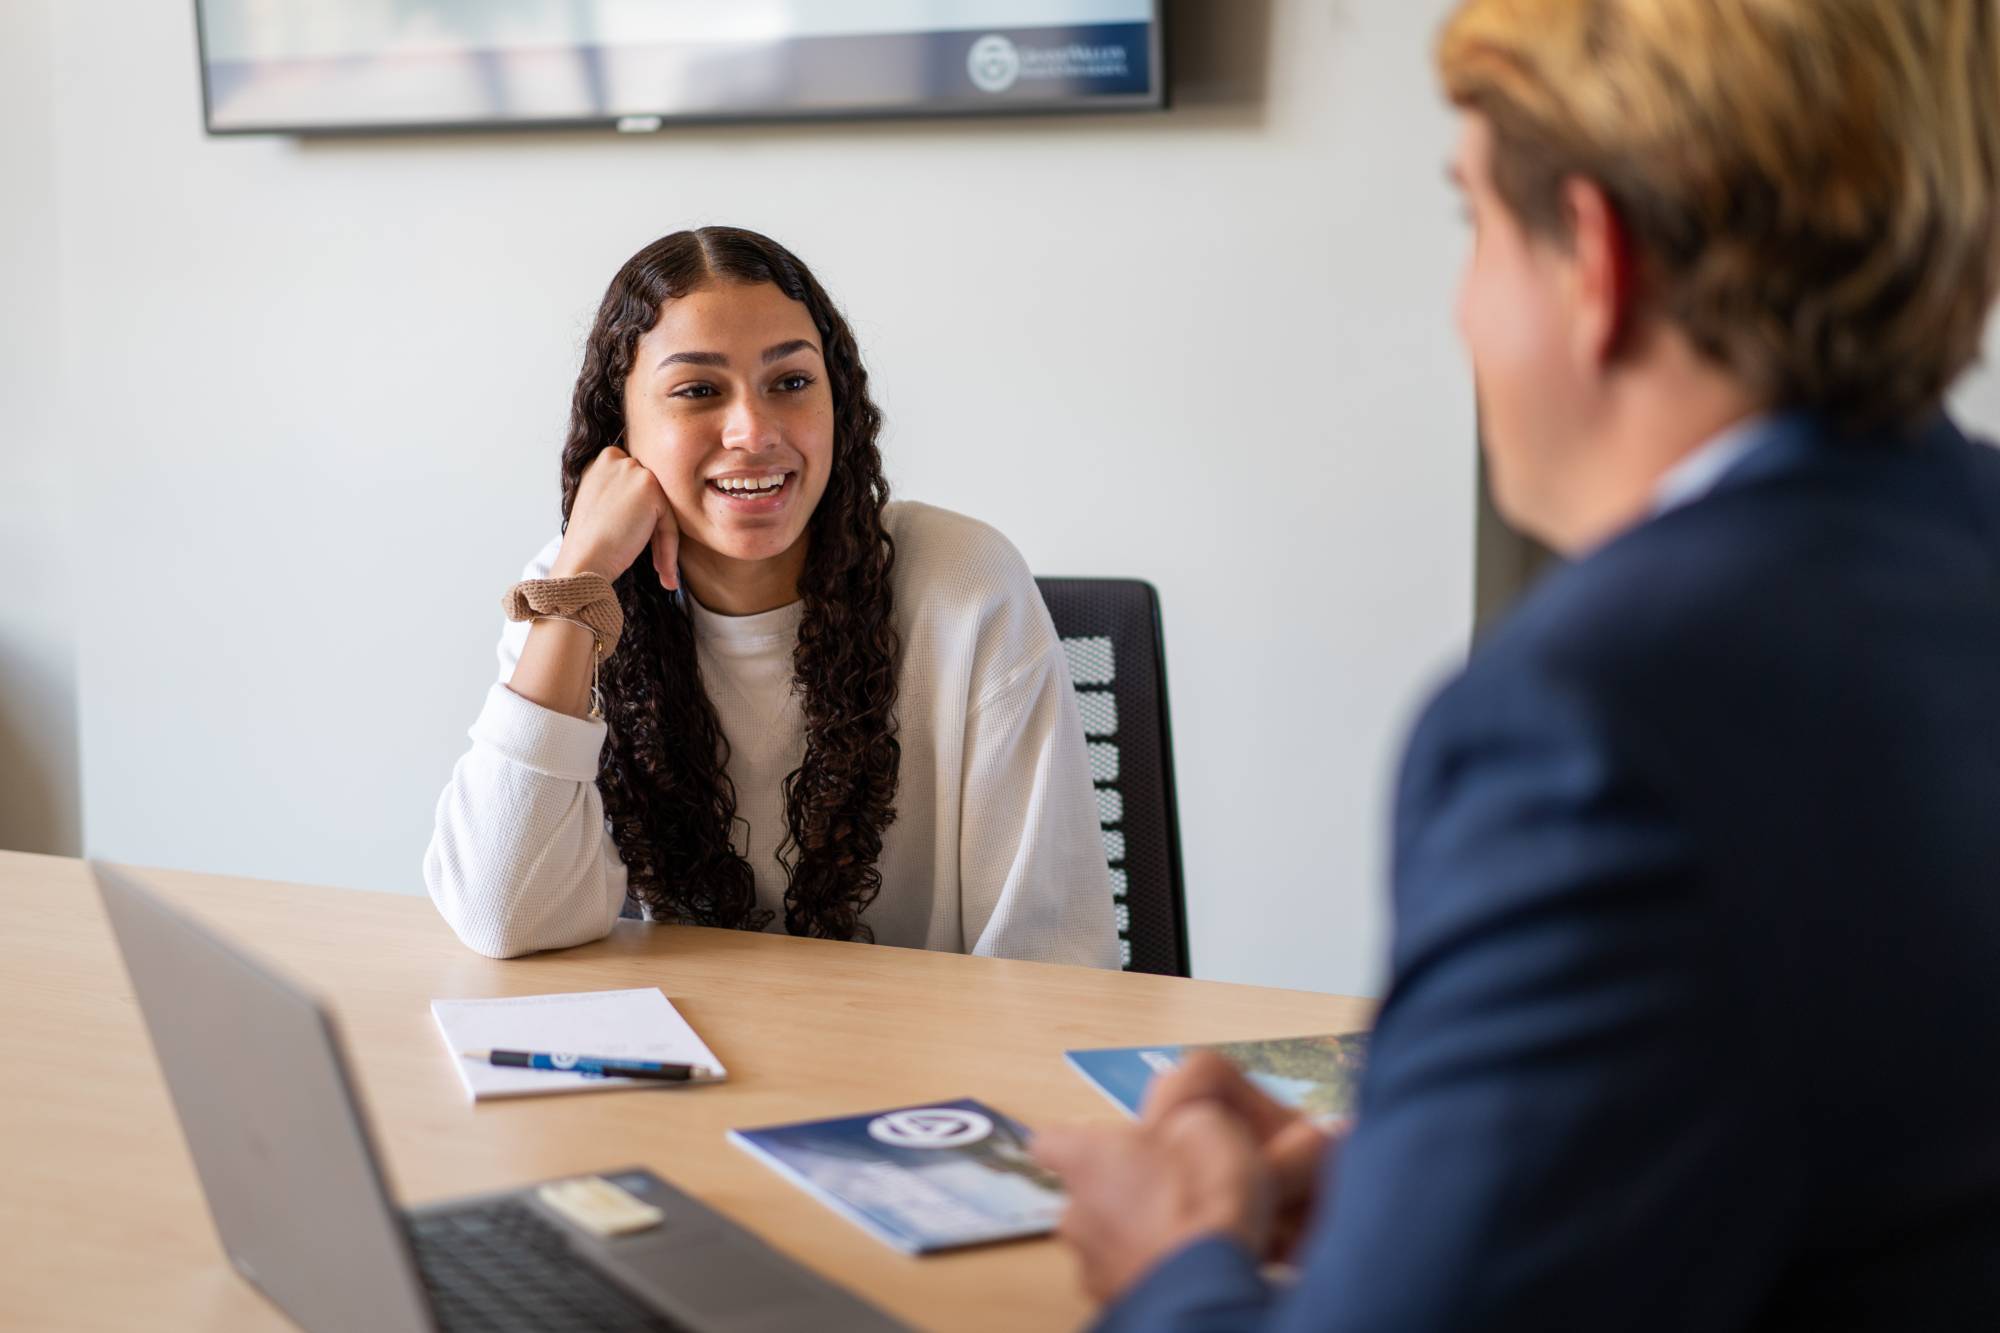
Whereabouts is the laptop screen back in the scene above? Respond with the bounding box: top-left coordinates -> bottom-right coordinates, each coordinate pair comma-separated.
96,863 -> 435,1333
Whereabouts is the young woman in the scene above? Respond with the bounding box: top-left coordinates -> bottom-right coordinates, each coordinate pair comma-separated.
425,227 -> 1118,968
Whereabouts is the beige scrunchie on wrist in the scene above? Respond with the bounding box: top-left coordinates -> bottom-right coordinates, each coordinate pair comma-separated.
503,572 -> 624,655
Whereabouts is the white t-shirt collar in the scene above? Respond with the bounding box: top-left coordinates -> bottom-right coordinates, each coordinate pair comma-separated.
682,591 -> 803,654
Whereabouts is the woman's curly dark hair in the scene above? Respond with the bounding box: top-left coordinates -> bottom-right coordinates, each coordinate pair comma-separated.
558,227 -> 899,941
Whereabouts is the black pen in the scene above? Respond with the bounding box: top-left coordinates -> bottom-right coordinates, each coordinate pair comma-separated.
460,1049 -> 719,1081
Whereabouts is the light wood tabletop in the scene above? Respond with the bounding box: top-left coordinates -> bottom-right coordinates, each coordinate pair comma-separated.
0,851 -> 1372,1332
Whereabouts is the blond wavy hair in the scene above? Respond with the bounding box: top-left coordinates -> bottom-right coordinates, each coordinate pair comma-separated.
1438,0 -> 2000,430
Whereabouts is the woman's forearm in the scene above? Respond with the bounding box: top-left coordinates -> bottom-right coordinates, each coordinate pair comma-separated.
508,617 -> 599,717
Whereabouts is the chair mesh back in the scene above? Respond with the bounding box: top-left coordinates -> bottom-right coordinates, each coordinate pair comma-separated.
1037,578 -> 1191,977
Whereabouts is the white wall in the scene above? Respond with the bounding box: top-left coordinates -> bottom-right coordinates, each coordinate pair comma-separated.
29,0 -> 1474,997
0,0 -> 80,859
19,0 -> 1998,999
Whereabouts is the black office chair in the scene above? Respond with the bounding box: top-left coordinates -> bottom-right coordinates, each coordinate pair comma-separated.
1035,578 -> 1191,978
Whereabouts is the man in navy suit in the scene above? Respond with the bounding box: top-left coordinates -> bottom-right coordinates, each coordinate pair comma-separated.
1034,2 -> 2000,1329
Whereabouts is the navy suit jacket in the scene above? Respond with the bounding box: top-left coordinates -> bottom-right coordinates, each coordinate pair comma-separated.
1103,414 -> 2000,1331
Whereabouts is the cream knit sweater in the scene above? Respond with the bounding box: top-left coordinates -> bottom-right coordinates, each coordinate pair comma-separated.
425,501 -> 1119,967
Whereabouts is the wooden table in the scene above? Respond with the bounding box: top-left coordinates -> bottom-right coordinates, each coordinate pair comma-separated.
0,852 -> 1372,1332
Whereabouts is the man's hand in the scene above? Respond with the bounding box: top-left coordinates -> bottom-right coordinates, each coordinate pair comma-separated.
1142,1051 -> 1347,1263
1033,1101 -> 1272,1305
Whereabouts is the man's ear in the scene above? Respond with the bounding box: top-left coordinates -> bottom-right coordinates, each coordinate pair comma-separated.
1560,176 -> 1639,370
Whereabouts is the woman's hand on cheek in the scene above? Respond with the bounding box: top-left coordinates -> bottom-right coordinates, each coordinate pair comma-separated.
650,495 -> 680,592
554,446 -> 678,589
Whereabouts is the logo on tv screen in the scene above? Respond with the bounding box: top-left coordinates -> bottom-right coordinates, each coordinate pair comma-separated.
969,31 -> 1135,95
967,35 -> 1023,93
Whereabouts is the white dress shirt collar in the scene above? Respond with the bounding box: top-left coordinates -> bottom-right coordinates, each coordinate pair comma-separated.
1652,414 -> 1774,516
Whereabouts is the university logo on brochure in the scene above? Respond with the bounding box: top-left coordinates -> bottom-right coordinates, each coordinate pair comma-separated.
867,1107 -> 994,1149
967,34 -> 1022,93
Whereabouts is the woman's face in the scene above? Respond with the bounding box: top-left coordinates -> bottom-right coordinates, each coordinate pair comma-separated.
623,279 -> 835,572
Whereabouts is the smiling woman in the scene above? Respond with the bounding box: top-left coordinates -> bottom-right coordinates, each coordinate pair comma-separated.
424,227 -> 1119,966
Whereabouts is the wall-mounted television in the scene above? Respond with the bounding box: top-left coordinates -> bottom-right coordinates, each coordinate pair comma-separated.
194,1 -> 1165,136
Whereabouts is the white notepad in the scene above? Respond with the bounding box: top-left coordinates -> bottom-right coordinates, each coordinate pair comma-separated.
430,988 -> 727,1102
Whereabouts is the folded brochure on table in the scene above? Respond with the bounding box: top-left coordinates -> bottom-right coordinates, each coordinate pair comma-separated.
731,1097 -> 1062,1254
1066,1031 -> 1370,1123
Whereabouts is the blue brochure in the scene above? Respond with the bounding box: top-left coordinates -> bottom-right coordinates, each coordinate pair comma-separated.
1065,1032 -> 1370,1122
728,1097 -> 1064,1254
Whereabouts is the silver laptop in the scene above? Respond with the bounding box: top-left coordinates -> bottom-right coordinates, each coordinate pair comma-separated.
95,862 -> 905,1333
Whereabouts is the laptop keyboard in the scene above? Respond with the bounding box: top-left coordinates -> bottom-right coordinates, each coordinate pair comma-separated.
408,1200 -> 691,1332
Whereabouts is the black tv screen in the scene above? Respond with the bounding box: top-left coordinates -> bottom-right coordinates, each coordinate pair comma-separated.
194,1 -> 1165,135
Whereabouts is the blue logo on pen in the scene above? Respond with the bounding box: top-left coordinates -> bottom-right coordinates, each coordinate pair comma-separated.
551,1052 -> 579,1070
